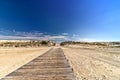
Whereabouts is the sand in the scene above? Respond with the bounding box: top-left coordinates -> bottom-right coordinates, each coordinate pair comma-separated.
1,46 -> 120,80
63,47 -> 120,80
0,47 -> 51,79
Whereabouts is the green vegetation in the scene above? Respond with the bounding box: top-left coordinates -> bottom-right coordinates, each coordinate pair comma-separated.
0,40 -> 56,47
60,41 -> 120,47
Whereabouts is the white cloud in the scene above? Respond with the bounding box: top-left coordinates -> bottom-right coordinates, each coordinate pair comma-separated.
61,33 -> 69,35
1,29 -> 113,42
0,35 -> 69,40
0,30 -> 70,42
72,34 -> 80,37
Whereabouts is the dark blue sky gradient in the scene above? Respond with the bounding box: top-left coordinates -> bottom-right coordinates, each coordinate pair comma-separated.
0,0 -> 87,34
0,0 -> 120,41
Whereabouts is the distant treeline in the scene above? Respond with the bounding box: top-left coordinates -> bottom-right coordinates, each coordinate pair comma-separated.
60,41 -> 120,47
0,40 -> 56,47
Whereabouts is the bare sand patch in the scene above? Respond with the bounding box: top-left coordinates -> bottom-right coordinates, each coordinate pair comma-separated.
63,47 -> 120,80
0,47 -> 51,79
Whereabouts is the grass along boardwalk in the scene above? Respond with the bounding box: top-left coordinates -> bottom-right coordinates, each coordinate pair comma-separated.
1,48 -> 76,80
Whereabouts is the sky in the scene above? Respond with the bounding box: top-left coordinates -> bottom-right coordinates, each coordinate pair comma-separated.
0,0 -> 120,42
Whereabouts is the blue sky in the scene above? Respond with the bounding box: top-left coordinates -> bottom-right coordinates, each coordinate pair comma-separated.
0,0 -> 120,41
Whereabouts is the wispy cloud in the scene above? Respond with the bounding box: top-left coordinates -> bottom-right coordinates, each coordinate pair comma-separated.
0,29 -> 113,42
61,33 -> 69,36
0,29 -> 44,37
0,30 -> 70,42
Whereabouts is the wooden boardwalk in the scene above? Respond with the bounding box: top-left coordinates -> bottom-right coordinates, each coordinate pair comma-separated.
1,48 -> 76,80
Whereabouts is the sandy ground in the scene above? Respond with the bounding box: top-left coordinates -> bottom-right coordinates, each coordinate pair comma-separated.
1,46 -> 120,80
1,48 -> 76,80
0,47 -> 51,79
63,47 -> 120,80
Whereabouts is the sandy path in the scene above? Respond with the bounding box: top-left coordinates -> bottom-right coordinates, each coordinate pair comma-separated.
63,47 -> 120,80
0,47 -> 51,79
